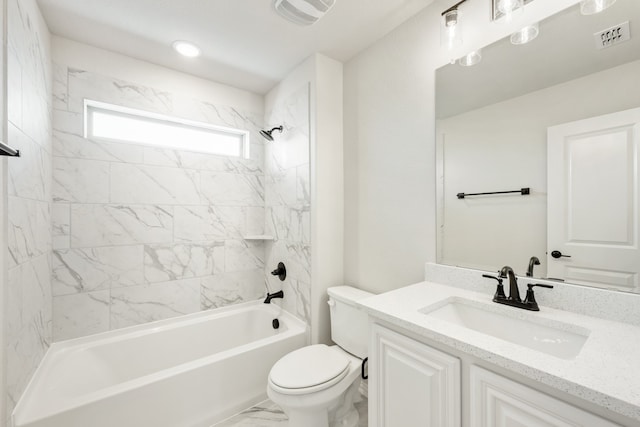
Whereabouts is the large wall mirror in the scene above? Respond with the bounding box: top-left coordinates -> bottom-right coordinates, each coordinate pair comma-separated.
436,0 -> 640,293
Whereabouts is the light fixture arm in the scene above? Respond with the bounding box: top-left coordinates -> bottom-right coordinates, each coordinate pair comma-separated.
442,0 -> 468,16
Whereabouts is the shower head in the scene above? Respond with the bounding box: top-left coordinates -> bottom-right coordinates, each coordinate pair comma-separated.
260,126 -> 283,141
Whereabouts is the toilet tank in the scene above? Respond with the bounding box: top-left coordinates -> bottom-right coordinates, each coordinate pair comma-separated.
327,286 -> 374,359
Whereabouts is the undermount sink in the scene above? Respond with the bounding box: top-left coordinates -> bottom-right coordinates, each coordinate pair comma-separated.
420,298 -> 590,360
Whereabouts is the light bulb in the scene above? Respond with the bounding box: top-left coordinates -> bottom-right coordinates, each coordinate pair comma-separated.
459,50 -> 482,67
510,23 -> 539,45
498,0 -> 522,14
580,0 -> 617,15
441,9 -> 463,50
496,0 -> 523,22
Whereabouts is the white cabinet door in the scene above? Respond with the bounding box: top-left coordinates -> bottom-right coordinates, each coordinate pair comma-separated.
370,324 -> 460,427
470,366 -> 622,427
547,107 -> 640,291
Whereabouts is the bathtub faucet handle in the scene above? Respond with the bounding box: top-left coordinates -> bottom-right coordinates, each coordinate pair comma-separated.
271,262 -> 287,281
264,290 -> 284,304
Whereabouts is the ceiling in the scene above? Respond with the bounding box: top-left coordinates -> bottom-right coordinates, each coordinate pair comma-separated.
36,0 -> 433,94
436,0 -> 640,118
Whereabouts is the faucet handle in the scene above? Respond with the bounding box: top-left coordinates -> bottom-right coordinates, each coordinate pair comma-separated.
528,284 -> 554,289
523,283 -> 554,311
483,274 -> 506,301
271,262 -> 287,281
482,274 -> 502,283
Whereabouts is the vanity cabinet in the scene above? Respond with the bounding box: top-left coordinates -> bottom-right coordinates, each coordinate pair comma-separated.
370,322 -> 625,427
470,365 -> 622,427
369,324 -> 461,427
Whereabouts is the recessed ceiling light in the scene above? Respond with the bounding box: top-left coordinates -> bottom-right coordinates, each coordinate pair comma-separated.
172,41 -> 201,58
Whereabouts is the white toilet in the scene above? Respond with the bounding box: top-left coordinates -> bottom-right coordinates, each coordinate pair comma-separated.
267,286 -> 373,427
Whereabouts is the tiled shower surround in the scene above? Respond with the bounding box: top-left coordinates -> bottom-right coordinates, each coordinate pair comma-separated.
50,65 -> 311,341
6,0 -> 53,416
50,66 -> 269,340
264,85 -> 311,324
3,10 -> 312,409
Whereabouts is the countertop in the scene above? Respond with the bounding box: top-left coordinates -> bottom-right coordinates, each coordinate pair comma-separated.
358,281 -> 640,422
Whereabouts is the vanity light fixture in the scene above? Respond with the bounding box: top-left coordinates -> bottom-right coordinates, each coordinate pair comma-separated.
492,0 -> 534,21
459,49 -> 482,66
172,41 -> 201,58
580,0 -> 617,15
496,0 -> 523,22
510,22 -> 539,44
441,0 -> 468,50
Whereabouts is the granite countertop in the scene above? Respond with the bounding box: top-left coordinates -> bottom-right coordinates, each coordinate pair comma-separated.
358,281 -> 640,422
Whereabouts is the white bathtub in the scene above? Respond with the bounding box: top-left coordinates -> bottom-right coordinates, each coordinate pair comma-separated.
13,301 -> 307,427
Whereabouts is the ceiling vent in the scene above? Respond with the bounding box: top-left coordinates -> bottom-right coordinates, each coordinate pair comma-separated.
274,0 -> 336,26
594,21 -> 631,50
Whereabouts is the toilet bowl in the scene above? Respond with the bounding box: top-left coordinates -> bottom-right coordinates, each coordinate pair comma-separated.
268,344 -> 362,427
267,286 -> 373,427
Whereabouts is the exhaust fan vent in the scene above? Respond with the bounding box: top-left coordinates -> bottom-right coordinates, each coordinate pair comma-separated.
274,0 -> 336,26
594,21 -> 631,49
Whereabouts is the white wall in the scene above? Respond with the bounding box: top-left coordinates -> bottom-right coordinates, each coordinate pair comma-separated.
343,9 -> 434,295
438,59 -> 640,276
310,55 -> 343,345
343,0 -> 581,294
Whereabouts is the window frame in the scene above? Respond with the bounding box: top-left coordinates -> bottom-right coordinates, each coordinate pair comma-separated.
83,99 -> 251,158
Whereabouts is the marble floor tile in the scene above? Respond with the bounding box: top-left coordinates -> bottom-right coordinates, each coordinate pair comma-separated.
213,400 -> 286,427
213,398 -> 368,427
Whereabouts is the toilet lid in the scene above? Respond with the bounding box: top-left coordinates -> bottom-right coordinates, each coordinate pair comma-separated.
269,344 -> 351,392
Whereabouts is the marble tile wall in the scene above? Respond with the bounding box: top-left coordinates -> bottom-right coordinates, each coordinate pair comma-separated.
51,64 -> 268,341
5,0 -> 53,418
264,85 -> 311,324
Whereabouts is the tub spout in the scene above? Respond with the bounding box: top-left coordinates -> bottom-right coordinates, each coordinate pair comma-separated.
264,290 -> 284,304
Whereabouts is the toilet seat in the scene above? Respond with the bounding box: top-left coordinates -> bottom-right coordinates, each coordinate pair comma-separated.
269,344 -> 352,395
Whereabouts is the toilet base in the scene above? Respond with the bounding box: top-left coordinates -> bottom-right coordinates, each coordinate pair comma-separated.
329,380 -> 361,427
278,379 -> 361,427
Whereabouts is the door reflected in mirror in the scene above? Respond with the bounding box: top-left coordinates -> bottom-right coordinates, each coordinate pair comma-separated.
435,0 -> 640,293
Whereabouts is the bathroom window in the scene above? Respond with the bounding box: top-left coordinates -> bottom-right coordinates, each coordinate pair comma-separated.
84,100 -> 250,158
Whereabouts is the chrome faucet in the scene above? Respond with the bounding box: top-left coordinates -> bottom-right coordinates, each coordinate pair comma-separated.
526,256 -> 540,277
499,266 -> 521,302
